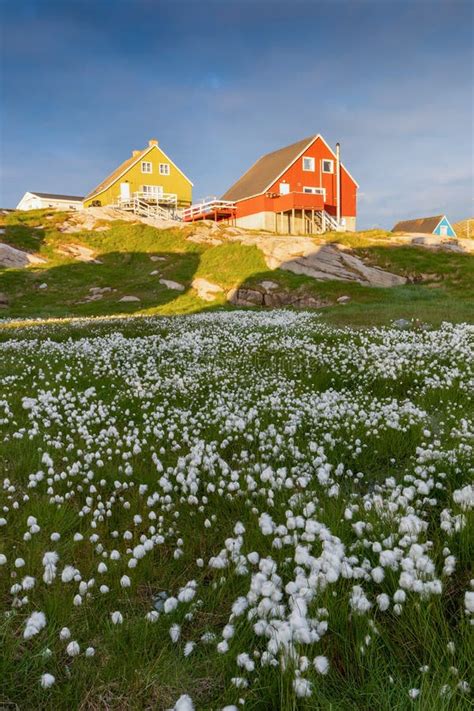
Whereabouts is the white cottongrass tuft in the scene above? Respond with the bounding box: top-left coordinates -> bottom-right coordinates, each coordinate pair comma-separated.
59,627 -> 71,640
66,640 -> 80,656
314,655 -> 329,675
293,677 -> 312,697
111,611 -> 123,625
40,673 -> 55,688
24,611 -> 46,639
172,694 -> 195,711
169,624 -> 181,642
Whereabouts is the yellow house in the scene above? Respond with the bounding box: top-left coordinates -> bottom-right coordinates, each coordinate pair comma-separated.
83,139 -> 193,209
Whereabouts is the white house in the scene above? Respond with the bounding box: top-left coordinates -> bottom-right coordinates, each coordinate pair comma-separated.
16,191 -> 84,211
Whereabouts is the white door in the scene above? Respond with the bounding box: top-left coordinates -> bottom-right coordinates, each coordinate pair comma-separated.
279,183 -> 290,195
439,225 -> 448,236
120,182 -> 131,200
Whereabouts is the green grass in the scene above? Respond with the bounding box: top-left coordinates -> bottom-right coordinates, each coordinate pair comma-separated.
0,209 -> 473,326
0,313 -> 472,710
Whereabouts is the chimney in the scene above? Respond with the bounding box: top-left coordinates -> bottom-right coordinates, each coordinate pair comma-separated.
132,150 -> 141,157
148,138 -> 159,147
335,142 -> 341,226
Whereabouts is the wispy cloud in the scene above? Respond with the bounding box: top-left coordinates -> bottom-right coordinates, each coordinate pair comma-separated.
1,0 -> 472,227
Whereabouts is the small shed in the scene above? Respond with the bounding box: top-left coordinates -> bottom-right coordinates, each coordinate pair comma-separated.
392,215 -> 456,237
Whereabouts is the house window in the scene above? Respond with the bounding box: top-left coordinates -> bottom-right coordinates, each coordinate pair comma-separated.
303,186 -> 325,197
142,185 -> 163,196
303,157 -> 315,172
159,163 -> 170,175
322,159 -> 334,174
141,161 -> 152,174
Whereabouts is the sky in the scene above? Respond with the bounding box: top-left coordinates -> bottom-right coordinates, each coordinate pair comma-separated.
0,0 -> 473,228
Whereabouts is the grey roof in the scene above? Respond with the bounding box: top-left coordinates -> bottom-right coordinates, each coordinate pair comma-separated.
222,136 -> 316,202
31,192 -> 84,201
392,215 -> 445,234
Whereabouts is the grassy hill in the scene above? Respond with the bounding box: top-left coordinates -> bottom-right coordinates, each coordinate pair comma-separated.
0,208 -> 473,327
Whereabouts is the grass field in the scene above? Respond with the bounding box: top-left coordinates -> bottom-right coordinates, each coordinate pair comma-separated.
0,312 -> 472,710
1,209 -> 473,327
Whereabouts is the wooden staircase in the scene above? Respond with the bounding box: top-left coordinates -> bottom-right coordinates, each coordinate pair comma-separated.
314,210 -> 341,233
113,196 -> 173,220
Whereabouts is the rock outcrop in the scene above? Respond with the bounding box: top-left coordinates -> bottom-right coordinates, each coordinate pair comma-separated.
0,243 -> 46,268
227,285 -> 330,309
57,243 -> 101,263
227,235 -> 406,287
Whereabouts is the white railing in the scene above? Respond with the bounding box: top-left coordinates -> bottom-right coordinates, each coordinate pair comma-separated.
113,196 -> 171,220
182,197 -> 236,221
134,191 -> 177,206
313,210 -> 341,233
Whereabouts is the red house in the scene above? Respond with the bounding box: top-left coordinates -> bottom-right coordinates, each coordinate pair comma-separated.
221,134 -> 358,234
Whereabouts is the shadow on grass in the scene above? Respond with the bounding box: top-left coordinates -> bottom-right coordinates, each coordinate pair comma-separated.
0,249 -> 205,319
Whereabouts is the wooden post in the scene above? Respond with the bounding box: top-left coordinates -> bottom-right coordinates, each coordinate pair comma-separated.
291,208 -> 295,235
322,210 -> 326,233
275,212 -> 277,233
311,209 -> 314,234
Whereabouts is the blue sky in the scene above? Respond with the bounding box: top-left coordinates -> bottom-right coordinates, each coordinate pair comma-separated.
1,0 -> 472,228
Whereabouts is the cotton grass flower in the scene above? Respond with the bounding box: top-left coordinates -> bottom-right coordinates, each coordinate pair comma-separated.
66,641 -> 80,656
314,656 -> 329,674
24,611 -> 46,639
40,673 -> 55,688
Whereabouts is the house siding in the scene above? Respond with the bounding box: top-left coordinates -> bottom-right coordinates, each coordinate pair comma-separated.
266,136 -> 357,217
83,145 -> 192,208
433,217 -> 456,237
231,136 -> 358,232
17,193 -> 83,211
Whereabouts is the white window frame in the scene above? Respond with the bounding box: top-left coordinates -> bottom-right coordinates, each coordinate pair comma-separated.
141,161 -> 152,174
302,156 -> 315,172
142,185 -> 163,196
322,159 -> 334,174
159,163 -> 170,175
303,186 -> 326,198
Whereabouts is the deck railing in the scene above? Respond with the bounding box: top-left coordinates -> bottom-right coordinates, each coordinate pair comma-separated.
182,197 -> 236,222
133,191 -> 178,206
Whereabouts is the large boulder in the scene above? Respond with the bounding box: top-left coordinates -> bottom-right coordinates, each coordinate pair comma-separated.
0,243 -> 46,268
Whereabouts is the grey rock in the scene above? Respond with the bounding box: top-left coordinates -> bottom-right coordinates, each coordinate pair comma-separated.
159,279 -> 185,291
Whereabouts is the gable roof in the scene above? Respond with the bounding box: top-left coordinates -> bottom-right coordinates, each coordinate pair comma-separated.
392,215 -> 445,234
30,192 -> 84,201
221,134 -> 359,202
222,136 -> 315,202
85,142 -> 193,201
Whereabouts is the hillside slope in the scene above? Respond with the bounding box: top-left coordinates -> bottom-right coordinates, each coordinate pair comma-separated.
0,208 -> 473,326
